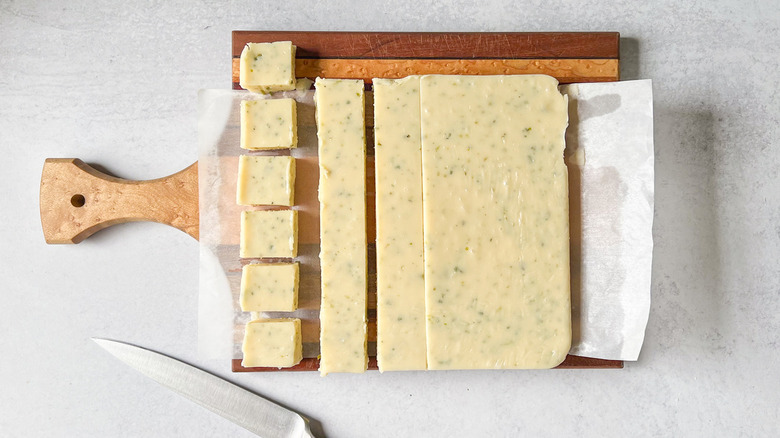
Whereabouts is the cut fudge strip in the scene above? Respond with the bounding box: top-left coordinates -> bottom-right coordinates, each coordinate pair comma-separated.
239,41 -> 296,94
241,318 -> 302,368
240,263 -> 299,312
236,155 -> 296,206
372,76 -> 427,372
314,78 -> 368,376
240,98 -> 298,150
240,210 -> 298,258
420,74 -> 571,370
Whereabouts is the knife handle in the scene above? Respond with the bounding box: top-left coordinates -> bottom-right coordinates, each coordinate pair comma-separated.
39,158 -> 200,244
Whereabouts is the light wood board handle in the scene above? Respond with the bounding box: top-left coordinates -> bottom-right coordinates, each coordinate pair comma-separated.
39,159 -> 199,244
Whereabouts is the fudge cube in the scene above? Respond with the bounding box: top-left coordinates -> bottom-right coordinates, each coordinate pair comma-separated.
240,210 -> 298,258
240,263 -> 299,311
241,318 -> 303,368
239,41 -> 296,94
236,155 -> 296,206
240,98 -> 298,150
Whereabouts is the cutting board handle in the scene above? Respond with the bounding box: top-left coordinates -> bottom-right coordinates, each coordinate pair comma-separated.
39,159 -> 199,244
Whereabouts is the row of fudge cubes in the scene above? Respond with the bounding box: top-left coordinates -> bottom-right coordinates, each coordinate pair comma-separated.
240,211 -> 302,369
237,41 -> 303,369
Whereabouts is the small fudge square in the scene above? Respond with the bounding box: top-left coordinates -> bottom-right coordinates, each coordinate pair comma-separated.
240,98 -> 298,150
240,210 -> 298,258
241,318 -> 303,368
240,263 -> 299,311
236,155 -> 296,206
239,41 -> 296,94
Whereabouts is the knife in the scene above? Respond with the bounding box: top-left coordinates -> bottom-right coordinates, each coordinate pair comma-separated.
93,338 -> 315,438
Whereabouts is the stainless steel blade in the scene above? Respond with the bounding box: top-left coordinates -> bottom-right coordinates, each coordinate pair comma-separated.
93,338 -> 312,438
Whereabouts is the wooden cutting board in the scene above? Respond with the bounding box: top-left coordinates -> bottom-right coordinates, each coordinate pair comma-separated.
39,32 -> 622,371
231,31 -> 619,87
229,31 -> 622,371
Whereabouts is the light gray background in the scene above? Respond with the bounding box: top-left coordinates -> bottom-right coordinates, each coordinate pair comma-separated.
1,1 -> 778,436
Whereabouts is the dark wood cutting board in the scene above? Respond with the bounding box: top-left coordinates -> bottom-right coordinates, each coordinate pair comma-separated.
232,31 -> 619,86
230,31 -> 622,371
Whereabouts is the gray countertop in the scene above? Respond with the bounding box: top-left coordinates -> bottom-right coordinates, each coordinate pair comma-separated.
1,1 -> 778,436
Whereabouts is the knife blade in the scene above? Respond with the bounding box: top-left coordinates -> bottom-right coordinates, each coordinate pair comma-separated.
93,338 -> 314,438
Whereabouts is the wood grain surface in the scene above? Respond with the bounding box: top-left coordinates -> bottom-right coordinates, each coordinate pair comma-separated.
231,31 -> 623,371
231,58 -> 619,85
232,31 -> 620,89
232,31 -> 619,59
40,159 -> 199,243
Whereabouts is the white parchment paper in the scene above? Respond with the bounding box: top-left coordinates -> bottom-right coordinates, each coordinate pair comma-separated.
561,80 -> 654,360
197,85 -> 319,361
197,79 -> 654,364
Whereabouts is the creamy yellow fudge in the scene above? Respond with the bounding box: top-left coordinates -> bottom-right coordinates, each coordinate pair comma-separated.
240,98 -> 298,150
239,210 -> 298,258
372,76 -> 427,372
236,155 -> 295,206
241,318 -> 303,368
239,42 -> 296,94
240,263 -> 299,312
420,75 -> 571,370
314,78 -> 368,375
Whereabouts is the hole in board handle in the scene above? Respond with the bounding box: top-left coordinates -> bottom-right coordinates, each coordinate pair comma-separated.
71,194 -> 86,208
